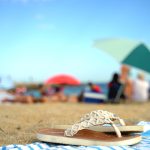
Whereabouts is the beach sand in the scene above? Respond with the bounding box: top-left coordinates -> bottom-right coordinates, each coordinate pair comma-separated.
0,102 -> 150,146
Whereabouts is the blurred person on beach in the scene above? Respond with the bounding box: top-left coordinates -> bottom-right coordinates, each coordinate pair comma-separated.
120,65 -> 133,100
39,84 -> 78,103
16,86 -> 27,96
78,82 -> 102,102
0,89 -> 15,103
87,82 -> 102,93
26,84 -> 43,103
26,84 -> 54,103
3,86 -> 34,104
50,85 -> 67,102
108,73 -> 122,103
39,84 -> 67,102
0,88 -> 33,104
30,84 -> 69,103
132,73 -> 149,102
37,84 -> 49,103
15,86 -> 33,103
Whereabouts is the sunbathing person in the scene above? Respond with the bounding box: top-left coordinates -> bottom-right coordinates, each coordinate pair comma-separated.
50,85 -> 67,102
1,89 -> 33,104
132,73 -> 149,102
88,82 -> 102,93
0,89 -> 15,103
120,65 -> 133,100
108,73 -> 122,103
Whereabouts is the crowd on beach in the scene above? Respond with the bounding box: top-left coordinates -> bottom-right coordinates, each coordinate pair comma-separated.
108,65 -> 150,103
0,65 -> 150,104
0,82 -> 101,104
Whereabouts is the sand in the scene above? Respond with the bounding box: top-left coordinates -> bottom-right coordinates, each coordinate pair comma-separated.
0,102 -> 150,146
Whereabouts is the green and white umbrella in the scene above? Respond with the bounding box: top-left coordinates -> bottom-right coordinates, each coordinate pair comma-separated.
94,38 -> 150,73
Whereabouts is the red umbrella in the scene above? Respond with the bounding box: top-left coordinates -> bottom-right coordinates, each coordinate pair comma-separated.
45,74 -> 80,85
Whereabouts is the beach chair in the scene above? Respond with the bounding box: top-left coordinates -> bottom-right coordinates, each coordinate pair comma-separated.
83,92 -> 106,103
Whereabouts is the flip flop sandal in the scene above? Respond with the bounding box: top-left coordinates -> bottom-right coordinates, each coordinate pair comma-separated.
37,110 -> 143,146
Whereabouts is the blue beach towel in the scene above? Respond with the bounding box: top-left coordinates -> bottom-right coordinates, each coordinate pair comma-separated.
1,121 -> 150,150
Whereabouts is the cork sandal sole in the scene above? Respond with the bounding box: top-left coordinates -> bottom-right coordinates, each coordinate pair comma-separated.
37,128 -> 141,146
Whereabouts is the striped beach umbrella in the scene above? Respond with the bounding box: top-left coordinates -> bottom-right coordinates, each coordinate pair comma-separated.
94,39 -> 150,73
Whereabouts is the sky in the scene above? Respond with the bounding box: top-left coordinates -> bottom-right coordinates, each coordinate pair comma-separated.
0,0 -> 150,83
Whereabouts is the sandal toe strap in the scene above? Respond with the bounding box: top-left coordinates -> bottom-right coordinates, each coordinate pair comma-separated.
64,110 -> 125,138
